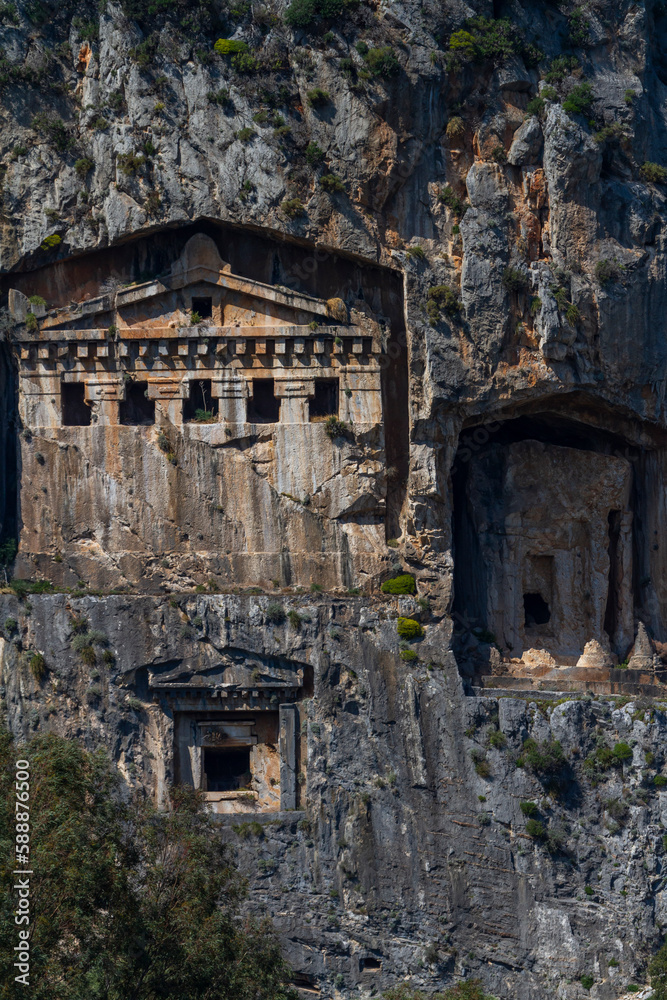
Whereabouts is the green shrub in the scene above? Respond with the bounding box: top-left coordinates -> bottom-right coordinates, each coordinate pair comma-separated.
641,161 -> 667,184
117,152 -> 145,175
489,729 -> 507,750
32,113 -> 72,152
521,738 -> 564,777
235,127 -> 255,143
595,258 -> 623,286
490,144 -> 506,163
655,775 -> 667,788
364,46 -> 400,77
470,749 -> 491,779
214,38 -> 249,55
287,609 -> 302,629
400,649 -> 418,662
323,415 -> 349,439
305,141 -> 325,166
584,885 -> 593,896
525,818 -> 546,838
284,0 -> 348,29
29,652 -> 46,682
562,81 -> 593,115
381,574 -> 416,595
266,602 -> 285,624
612,741 -> 633,763
231,52 -> 258,73
40,234 -> 62,250
4,617 -> 17,634
520,801 -> 538,817
208,88 -> 232,107
427,284 -> 460,323
281,198 -> 305,219
439,185 -> 467,216
525,95 -> 546,117
569,8 -> 590,46
75,157 -> 94,178
544,55 -> 579,83
396,618 -> 423,640
319,173 -> 345,193
307,87 -> 329,106
502,266 -> 528,291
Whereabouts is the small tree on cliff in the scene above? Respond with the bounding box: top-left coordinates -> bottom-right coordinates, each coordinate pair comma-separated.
0,729 -> 297,1000
651,940 -> 667,999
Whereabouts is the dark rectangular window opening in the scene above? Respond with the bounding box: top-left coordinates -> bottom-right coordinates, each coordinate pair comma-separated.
61,383 -> 91,426
119,381 -> 155,425
183,379 -> 219,423
191,296 -> 212,319
203,748 -> 251,791
309,378 -> 339,421
247,379 -> 280,423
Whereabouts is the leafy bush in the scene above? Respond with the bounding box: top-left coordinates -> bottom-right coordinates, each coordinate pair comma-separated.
595,258 -> 623,286
307,87 -> 329,106
439,185 -> 467,216
569,8 -> 590,46
525,818 -> 546,838
400,649 -> 418,662
319,173 -> 345,193
29,652 -> 46,682
324,414 -> 349,439
235,127 -> 255,143
543,55 -> 579,83
396,617 -> 423,640
502,266 -> 528,291
640,161 -> 667,184
287,609 -> 302,629
427,285 -> 460,324
521,738 -> 565,777
281,198 -> 305,218
520,801 -> 538,817
381,574 -> 416,595
562,81 -> 593,115
490,144 -> 507,163
613,741 -> 633,763
284,0 -> 349,29
489,729 -> 507,750
32,113 -> 72,152
655,775 -> 667,788
470,749 -> 491,779
40,234 -> 62,251
364,46 -> 400,77
266,602 -> 286,624
75,157 -> 94,178
305,141 -> 325,165
0,728 -> 297,996
214,38 -> 249,55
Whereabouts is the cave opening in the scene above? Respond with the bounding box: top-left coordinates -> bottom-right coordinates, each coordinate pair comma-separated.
119,382 -> 155,425
452,406 -> 639,671
247,379 -> 280,423
61,383 -> 91,426
184,379 -> 218,422
524,592 -> 551,627
202,748 -> 251,792
191,295 -> 212,319
309,378 -> 338,420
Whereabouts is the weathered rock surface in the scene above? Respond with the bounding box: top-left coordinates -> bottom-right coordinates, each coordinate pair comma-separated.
3,0 -> 667,997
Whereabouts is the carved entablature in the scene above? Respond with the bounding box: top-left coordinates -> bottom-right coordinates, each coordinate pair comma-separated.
10,233 -> 384,429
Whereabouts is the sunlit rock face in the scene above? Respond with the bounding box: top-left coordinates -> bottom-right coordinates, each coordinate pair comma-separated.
6,0 -> 667,996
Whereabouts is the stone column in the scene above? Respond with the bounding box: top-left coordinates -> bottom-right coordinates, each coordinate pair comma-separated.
274,379 -> 312,423
279,703 -> 298,811
213,376 -> 248,423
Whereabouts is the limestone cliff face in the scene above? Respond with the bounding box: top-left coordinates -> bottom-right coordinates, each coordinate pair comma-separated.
4,0 -> 667,998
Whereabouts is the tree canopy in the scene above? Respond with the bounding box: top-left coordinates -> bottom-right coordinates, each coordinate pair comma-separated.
0,729 -> 297,1000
